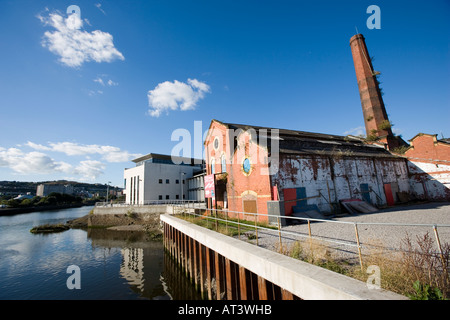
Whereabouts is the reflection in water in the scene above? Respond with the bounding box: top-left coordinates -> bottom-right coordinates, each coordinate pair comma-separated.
121,248 -> 145,292
161,252 -> 204,300
87,228 -> 203,300
0,206 -> 203,300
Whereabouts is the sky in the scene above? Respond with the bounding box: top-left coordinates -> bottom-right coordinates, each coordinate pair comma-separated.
0,0 -> 449,188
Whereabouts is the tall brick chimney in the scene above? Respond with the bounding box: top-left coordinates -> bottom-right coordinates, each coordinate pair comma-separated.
350,34 -> 399,150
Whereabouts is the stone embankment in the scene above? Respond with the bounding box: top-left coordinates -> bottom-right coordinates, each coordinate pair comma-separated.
66,206 -> 164,234
1,203 -> 85,216
30,206 -> 165,236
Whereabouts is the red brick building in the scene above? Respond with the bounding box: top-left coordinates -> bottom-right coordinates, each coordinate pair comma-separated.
204,119 -> 410,222
403,133 -> 450,200
201,34 -> 448,224
204,120 -> 273,220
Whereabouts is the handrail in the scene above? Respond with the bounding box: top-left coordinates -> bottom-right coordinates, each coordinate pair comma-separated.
95,199 -> 205,207
174,205 -> 450,271
93,200 -> 449,271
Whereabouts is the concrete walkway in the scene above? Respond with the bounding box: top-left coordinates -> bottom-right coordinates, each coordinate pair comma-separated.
162,214 -> 407,300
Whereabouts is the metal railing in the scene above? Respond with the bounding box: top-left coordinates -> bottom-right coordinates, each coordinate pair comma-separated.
173,205 -> 450,272
95,199 -> 205,208
93,199 -> 449,273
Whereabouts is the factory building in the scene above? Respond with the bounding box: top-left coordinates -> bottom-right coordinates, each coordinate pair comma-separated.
202,33 -> 449,222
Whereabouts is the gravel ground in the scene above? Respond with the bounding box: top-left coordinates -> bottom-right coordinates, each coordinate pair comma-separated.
247,201 -> 450,264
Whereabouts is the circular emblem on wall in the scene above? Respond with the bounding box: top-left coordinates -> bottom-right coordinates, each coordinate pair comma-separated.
242,157 -> 251,175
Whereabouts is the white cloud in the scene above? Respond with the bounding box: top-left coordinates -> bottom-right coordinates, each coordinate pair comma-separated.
1,141 -> 141,181
344,126 -> 366,136
392,127 -> 403,136
94,77 -> 105,86
88,90 -> 104,96
343,126 -> 403,137
25,141 -> 51,151
95,3 -> 107,15
27,141 -> 142,163
40,12 -> 124,67
107,79 -> 118,86
0,148 -> 72,175
49,142 -> 104,156
94,75 -> 118,87
74,160 -> 105,181
147,78 -> 210,117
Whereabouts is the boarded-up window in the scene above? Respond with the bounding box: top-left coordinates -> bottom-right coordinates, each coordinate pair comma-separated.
243,200 -> 257,214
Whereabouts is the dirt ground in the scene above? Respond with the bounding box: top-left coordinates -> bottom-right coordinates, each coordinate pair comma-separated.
67,212 -> 162,233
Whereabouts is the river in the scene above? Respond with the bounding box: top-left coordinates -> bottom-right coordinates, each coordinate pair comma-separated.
0,206 -> 202,300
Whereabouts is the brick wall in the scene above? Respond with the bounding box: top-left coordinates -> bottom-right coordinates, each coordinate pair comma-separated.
404,134 -> 450,163
403,134 -> 450,200
204,120 -> 273,222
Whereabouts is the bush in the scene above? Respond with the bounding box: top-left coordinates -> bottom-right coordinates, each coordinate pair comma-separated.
408,281 -> 445,300
6,199 -> 20,208
400,232 -> 449,299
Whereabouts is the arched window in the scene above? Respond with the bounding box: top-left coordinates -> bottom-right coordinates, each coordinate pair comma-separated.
211,158 -> 215,174
221,154 -> 226,173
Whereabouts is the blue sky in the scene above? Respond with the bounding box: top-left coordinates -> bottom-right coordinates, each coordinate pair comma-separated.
0,0 -> 449,187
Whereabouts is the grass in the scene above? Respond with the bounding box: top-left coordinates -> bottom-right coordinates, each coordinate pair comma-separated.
30,223 -> 69,234
284,234 -> 449,300
176,211 -> 449,299
177,210 -> 276,239
281,239 -> 353,277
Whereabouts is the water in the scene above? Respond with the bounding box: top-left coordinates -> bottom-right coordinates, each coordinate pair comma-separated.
0,206 -> 202,300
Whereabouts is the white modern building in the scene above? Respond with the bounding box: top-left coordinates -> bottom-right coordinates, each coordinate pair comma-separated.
36,184 -> 74,197
123,153 -> 205,205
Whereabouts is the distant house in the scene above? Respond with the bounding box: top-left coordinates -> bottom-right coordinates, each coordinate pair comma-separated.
14,193 -> 34,200
123,153 -> 205,205
204,120 -> 411,222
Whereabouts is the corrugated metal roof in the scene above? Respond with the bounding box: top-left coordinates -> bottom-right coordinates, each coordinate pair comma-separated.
215,120 -> 402,159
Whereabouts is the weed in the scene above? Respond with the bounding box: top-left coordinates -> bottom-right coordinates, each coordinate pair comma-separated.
400,232 -> 449,299
289,241 -> 303,259
126,209 -> 136,218
177,212 -> 450,299
366,134 -> 379,142
407,280 -> 445,300
379,120 -> 393,131
287,239 -> 350,276
391,146 -> 409,155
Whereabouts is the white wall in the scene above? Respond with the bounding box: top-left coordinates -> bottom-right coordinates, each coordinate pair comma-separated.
123,164 -> 145,205
272,156 -> 410,213
408,160 -> 450,200
124,161 -> 202,204
146,162 -> 196,201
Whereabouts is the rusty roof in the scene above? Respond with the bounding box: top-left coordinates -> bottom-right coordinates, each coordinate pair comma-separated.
215,120 -> 403,159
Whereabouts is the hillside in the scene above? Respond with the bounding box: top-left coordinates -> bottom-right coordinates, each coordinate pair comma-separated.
0,180 -> 116,198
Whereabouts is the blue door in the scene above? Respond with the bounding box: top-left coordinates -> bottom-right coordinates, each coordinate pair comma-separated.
360,183 -> 371,204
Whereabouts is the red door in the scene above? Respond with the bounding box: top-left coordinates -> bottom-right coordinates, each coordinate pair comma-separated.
384,184 -> 395,206
283,188 -> 297,216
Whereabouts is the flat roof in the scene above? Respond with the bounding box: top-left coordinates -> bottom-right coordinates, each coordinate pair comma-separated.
132,152 -> 204,165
